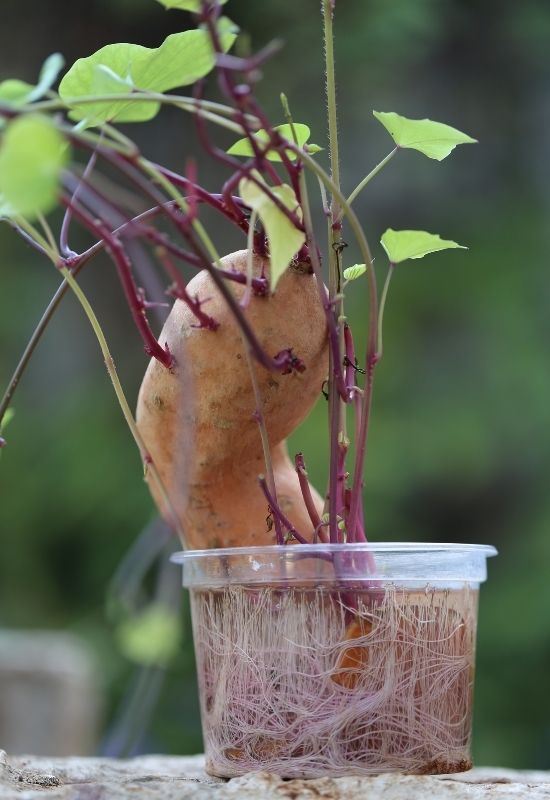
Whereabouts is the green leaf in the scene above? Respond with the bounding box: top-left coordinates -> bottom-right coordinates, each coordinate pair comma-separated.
117,604 -> 181,666
27,53 -> 65,102
373,111 -> 477,161
0,53 -> 64,107
156,0 -> 228,9
0,79 -> 35,105
228,123 -> 321,162
59,24 -> 236,124
0,115 -> 68,218
239,172 -> 305,289
343,263 -> 367,281
380,229 -> 466,264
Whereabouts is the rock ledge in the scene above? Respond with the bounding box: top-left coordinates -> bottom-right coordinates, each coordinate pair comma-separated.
1,752 -> 549,799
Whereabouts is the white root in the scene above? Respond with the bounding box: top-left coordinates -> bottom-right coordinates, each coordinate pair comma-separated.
191,583 -> 477,778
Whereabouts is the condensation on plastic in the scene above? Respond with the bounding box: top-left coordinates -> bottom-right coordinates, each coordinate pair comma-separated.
171,542 -> 497,589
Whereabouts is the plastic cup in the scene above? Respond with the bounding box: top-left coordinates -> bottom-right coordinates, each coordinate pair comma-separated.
172,542 -> 497,778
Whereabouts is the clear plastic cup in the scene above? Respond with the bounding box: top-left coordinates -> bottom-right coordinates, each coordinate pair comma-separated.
172,542 -> 497,778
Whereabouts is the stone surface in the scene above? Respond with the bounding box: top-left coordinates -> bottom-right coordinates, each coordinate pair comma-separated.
1,752 -> 549,799
0,630 -> 101,756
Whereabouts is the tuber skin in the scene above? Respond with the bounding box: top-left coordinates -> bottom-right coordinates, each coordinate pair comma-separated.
136,250 -> 328,549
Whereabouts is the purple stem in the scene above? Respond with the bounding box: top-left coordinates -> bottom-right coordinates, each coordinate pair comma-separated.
344,322 -> 361,395
294,452 -> 327,543
307,260 -> 348,402
246,96 -> 303,200
192,108 -> 304,232
258,476 -> 309,545
157,248 -> 219,331
336,439 -> 348,524
1,200 -> 217,428
94,147 -> 303,375
328,371 -> 341,543
61,195 -> 174,368
202,6 -> 301,196
60,149 -> 98,258
63,170 -> 205,270
347,351 -> 377,540
7,223 -> 50,258
150,162 -> 250,235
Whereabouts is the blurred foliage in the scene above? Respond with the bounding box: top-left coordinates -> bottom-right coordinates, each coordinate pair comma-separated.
1,0 -> 550,768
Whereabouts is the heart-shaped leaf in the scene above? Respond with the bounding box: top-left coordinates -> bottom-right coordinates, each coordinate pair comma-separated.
239,172 -> 305,289
380,229 -> 466,264
59,23 -> 236,124
374,111 -> 476,161
228,123 -> 321,162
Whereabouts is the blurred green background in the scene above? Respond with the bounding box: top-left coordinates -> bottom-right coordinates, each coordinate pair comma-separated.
1,0 -> 549,768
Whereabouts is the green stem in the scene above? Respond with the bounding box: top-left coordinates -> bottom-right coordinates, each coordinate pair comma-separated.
291,143 -> 379,541
28,93 -> 259,135
12,217 -> 185,541
323,0 -> 341,209
14,217 -> 57,261
139,158 -> 224,268
0,275 -> 72,426
346,147 -> 398,208
323,0 -> 347,537
59,267 -> 185,543
291,144 -> 378,380
377,263 -> 395,360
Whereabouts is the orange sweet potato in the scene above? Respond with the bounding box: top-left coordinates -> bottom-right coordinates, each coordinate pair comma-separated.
136,250 -> 328,549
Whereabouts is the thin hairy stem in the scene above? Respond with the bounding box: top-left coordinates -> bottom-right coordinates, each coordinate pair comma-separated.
323,0 -> 341,214
322,0 -> 348,543
292,144 -> 380,541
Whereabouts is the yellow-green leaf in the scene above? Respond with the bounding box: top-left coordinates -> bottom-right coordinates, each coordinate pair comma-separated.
373,111 -> 477,161
156,0 -> 228,8
239,172 -> 304,289
0,54 -> 64,107
380,229 -> 466,264
0,79 -> 35,105
228,123 -> 321,162
343,263 -> 366,281
117,604 -> 181,666
0,116 -> 68,218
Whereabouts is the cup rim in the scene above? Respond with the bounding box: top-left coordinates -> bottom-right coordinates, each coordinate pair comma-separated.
170,542 -> 498,563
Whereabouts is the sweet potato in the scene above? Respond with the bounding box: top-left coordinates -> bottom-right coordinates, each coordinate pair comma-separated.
136,250 -> 328,549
